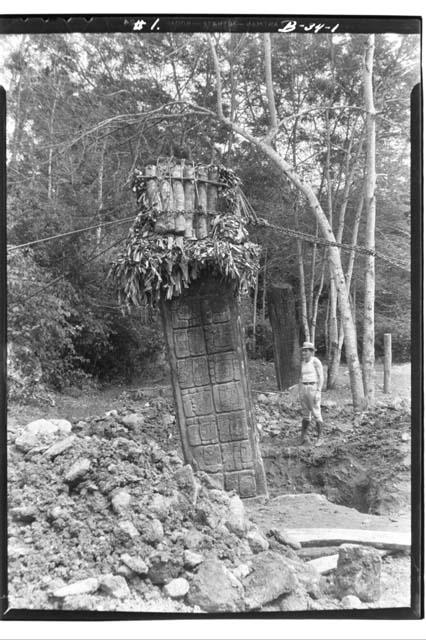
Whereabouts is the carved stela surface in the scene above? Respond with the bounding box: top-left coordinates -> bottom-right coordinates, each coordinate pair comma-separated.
161,276 -> 267,498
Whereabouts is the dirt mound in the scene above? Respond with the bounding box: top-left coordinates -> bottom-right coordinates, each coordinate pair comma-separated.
8,408 -> 334,613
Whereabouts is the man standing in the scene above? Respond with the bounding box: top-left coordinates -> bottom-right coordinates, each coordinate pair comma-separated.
299,341 -> 324,446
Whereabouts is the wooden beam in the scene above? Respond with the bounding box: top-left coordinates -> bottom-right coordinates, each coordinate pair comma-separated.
286,528 -> 410,551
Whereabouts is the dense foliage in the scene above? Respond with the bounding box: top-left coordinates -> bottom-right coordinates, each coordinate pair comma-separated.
3,31 -> 418,397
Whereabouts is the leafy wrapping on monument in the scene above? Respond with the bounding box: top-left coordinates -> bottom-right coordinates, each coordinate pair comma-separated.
111,164 -> 260,308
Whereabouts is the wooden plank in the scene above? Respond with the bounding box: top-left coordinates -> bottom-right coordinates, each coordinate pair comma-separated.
286,528 -> 411,551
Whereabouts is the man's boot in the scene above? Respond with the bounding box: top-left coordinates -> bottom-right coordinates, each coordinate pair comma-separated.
315,421 -> 324,446
300,418 -> 310,445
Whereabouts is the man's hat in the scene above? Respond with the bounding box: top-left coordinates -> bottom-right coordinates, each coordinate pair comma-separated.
301,341 -> 315,351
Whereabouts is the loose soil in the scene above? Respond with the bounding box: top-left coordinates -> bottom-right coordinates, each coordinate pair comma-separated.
6,361 -> 413,613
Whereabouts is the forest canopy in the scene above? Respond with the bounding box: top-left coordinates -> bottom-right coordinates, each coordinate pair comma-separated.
3,31 -> 419,401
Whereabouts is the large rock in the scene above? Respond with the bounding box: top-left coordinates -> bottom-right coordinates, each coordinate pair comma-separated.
52,577 -> 98,598
99,574 -> 130,598
26,418 -> 71,436
187,559 -> 243,612
225,495 -> 247,537
163,577 -> 190,599
242,551 -> 297,610
335,544 -> 381,602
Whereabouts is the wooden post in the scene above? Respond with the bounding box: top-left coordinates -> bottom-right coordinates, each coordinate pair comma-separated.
267,283 -> 300,390
196,167 -> 208,239
183,164 -> 195,238
384,333 -> 392,394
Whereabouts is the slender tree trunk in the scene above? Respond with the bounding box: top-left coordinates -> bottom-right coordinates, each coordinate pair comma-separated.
97,139 -> 106,247
311,248 -> 327,345
261,249 -> 267,322
362,34 -> 377,405
294,201 -> 310,341
252,271 -> 259,353
47,76 -> 60,202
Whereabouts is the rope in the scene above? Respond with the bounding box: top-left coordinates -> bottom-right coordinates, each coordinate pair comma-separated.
237,189 -> 409,272
8,215 -> 138,252
256,218 -> 410,272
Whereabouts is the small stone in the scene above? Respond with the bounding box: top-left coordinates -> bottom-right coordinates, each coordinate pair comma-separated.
118,520 -> 139,539
65,458 -> 91,484
148,552 -> 182,585
341,594 -> 363,609
121,413 -> 145,429
120,553 -> 148,575
162,413 -> 174,426
183,528 -> 204,550
335,544 -> 381,602
173,465 -> 198,502
140,518 -> 164,544
246,528 -> 269,553
184,550 -> 204,569
401,432 -> 409,442
163,577 -> 189,599
10,505 -> 37,523
225,495 -> 247,537
280,590 -> 309,612
99,574 -> 130,598
116,565 -> 135,579
105,410 -> 118,418
8,544 -> 32,559
49,506 -> 63,520
43,435 -> 76,459
149,494 -> 170,521
52,577 -> 98,598
271,528 -> 302,550
111,489 -> 131,514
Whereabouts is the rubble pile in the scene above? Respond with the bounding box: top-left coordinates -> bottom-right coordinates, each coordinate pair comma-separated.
8,408 -> 328,613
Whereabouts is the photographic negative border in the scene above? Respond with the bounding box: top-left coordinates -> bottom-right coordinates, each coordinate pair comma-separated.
0,13 -> 423,622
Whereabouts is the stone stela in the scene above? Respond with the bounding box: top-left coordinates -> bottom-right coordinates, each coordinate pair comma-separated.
143,159 -> 267,498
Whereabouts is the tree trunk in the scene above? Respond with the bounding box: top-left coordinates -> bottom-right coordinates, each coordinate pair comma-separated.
252,271 -> 259,354
294,202 -> 310,341
268,283 -> 300,390
362,34 -> 377,405
261,249 -> 267,322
